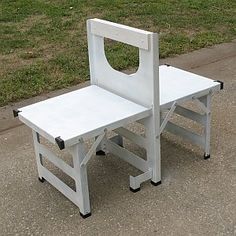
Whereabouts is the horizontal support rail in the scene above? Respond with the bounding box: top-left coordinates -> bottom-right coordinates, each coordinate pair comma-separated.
114,127 -> 146,148
38,144 -> 76,179
40,166 -> 81,208
174,105 -> 205,125
106,140 -> 148,172
89,19 -> 151,50
110,135 -> 123,147
130,169 -> 152,189
160,89 -> 214,110
165,121 -> 205,148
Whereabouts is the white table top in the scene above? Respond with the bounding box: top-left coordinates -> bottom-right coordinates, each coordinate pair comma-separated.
19,85 -> 151,146
19,65 -> 220,147
159,65 -> 220,107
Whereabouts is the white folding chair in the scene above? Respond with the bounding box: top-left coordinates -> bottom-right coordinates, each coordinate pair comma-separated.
14,19 -> 161,218
14,19 -> 223,218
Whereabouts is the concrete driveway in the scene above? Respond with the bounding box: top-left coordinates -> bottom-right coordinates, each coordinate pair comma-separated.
0,41 -> 236,235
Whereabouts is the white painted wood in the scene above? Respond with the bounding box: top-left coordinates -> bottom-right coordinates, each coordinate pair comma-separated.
199,95 -> 211,155
174,105 -> 205,125
21,67 -> 219,150
32,131 -> 43,179
106,140 -> 148,172
87,20 -> 159,108
17,19 -> 222,215
70,142 -> 91,215
130,169 -> 152,190
165,121 -> 205,148
114,127 -> 146,148
19,85 -> 151,147
160,102 -> 176,134
109,135 -> 123,147
90,19 -> 151,50
144,116 -> 161,184
195,98 -> 210,114
159,65 -> 221,108
80,132 -> 105,166
95,134 -> 107,154
38,143 -> 76,179
40,165 -> 81,208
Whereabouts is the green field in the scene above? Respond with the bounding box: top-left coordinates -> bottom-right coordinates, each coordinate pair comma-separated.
0,0 -> 235,106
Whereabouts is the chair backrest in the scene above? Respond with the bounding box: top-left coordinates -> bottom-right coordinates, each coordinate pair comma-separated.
87,18 -> 159,108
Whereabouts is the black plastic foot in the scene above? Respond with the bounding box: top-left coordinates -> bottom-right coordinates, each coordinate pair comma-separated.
129,187 -> 140,193
38,177 -> 45,183
96,150 -> 106,156
204,153 -> 210,160
80,212 -> 91,219
151,180 -> 161,186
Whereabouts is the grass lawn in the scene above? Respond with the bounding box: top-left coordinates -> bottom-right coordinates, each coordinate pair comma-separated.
0,0 -> 235,106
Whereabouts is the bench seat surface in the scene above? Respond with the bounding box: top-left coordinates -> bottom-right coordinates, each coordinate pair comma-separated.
19,65 -> 220,145
19,85 -> 150,144
160,65 -> 220,107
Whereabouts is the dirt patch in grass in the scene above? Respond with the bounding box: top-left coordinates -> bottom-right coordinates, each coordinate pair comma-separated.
19,15 -> 51,33
0,42 -> 68,77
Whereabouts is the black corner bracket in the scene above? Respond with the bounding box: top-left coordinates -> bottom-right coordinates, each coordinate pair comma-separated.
164,63 -> 171,67
13,109 -> 21,117
55,136 -> 65,150
214,80 -> 224,90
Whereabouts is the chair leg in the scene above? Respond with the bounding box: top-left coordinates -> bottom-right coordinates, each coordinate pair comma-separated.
71,141 -> 91,217
32,130 -> 44,181
200,94 -> 212,159
144,117 -> 161,186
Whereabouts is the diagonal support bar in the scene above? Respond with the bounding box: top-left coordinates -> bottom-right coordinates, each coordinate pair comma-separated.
195,98 -> 210,114
80,132 -> 105,167
160,101 -> 176,134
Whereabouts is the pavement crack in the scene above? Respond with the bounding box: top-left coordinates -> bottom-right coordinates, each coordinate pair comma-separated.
190,53 -> 236,69
0,123 -> 24,135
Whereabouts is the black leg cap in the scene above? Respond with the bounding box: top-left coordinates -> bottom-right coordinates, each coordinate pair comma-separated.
96,150 -> 106,156
151,180 -> 161,186
204,153 -> 210,159
80,212 -> 91,219
38,177 -> 45,183
129,187 -> 140,193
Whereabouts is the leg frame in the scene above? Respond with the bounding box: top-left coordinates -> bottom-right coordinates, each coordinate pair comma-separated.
162,94 -> 212,159
199,95 -> 212,159
106,115 -> 161,191
32,131 -> 91,217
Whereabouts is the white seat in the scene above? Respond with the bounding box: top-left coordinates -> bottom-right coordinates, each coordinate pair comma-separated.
159,65 -> 220,108
19,85 -> 150,146
19,66 -> 220,145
